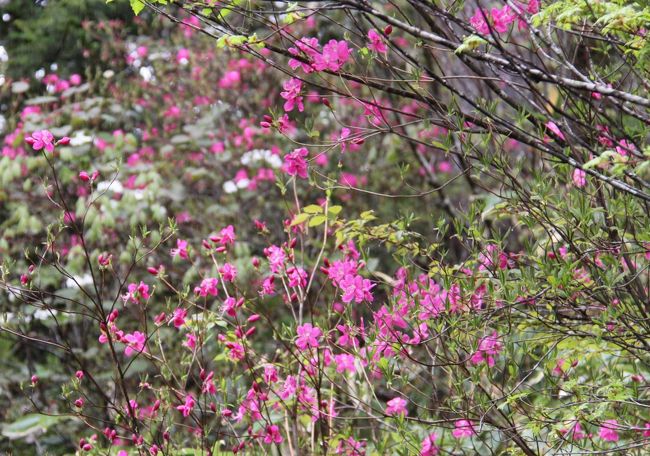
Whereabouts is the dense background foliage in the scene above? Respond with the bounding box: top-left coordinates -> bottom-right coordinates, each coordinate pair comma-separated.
1,0 -> 649,455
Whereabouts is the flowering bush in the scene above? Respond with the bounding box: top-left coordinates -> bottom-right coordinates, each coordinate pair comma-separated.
1,1 -> 650,455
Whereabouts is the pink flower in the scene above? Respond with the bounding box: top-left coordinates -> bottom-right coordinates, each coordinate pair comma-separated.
194,278 -> 219,297
280,78 -> 304,112
219,263 -> 238,282
470,331 -> 503,367
26,130 -> 55,153
171,239 -> 189,259
470,9 -> 490,35
183,333 -> 197,350
122,281 -> 151,304
616,139 -> 636,156
260,276 -> 276,295
123,331 -> 146,357
420,433 -> 439,456
263,425 -> 283,444
545,121 -> 565,140
225,341 -> 245,361
265,245 -> 286,273
572,168 -> 586,188
368,29 -> 388,53
215,225 -> 236,246
339,274 -> 375,303
452,419 -> 477,438
313,39 -> 351,72
222,296 -> 244,317
263,365 -> 278,383
295,323 -> 322,350
643,422 -> 650,437
171,308 -> 188,328
283,147 -> 309,179
599,419 -> 619,442
287,267 -> 308,288
385,397 -> 408,416
202,371 -> 217,395
491,6 -> 515,33
560,421 -> 587,440
176,394 -> 195,417
334,354 -> 357,374
288,37 -> 321,73
176,48 -> 190,64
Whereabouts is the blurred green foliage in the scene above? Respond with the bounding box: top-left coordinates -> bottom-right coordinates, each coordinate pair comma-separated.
0,0 -> 135,77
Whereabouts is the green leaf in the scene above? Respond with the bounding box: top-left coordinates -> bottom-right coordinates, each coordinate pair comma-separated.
303,204 -> 323,214
328,205 -> 343,215
130,0 -> 146,15
291,213 -> 310,226
308,215 -> 327,227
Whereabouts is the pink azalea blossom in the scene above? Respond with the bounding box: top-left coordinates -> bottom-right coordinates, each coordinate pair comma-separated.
123,331 -> 146,357
283,147 -> 309,179
313,39 -> 351,72
572,168 -> 586,188
339,274 -> 375,303
263,365 -> 278,383
183,333 -> 197,350
334,353 -> 357,374
265,245 -> 286,273
420,433 -> 439,456
545,121 -> 565,140
470,331 -> 503,367
194,278 -> 219,297
368,29 -> 388,53
171,239 -> 189,259
219,263 -> 237,282
202,371 -> 217,395
295,323 -> 322,350
263,425 -> 283,444
280,78 -> 304,112
599,419 -> 620,442
26,130 -> 55,152
452,419 -> 477,438
385,397 -> 408,416
470,9 -> 490,35
560,421 -> 587,440
171,307 -> 188,328
491,6 -> 515,33
122,281 -> 151,304
176,394 -> 195,417
616,139 -> 636,156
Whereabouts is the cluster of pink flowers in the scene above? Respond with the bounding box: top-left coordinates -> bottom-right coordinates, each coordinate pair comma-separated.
288,37 -> 351,73
122,281 -> 151,304
470,331 -> 503,367
283,147 -> 309,178
470,0 -> 539,35
280,78 -> 304,112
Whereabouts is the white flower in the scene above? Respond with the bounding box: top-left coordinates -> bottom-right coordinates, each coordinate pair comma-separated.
223,181 -> 238,193
97,180 -> 124,194
69,131 -> 93,146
